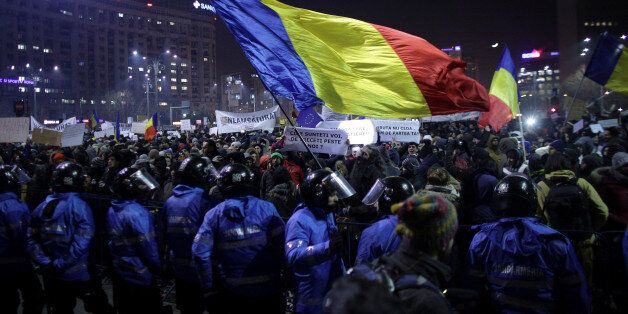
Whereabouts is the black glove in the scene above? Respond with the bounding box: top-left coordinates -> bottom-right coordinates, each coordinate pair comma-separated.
329,232 -> 343,254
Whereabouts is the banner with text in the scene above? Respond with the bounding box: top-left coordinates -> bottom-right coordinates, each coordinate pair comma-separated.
317,119 -> 377,145
61,123 -> 86,147
53,117 -> 77,131
31,128 -> 62,146
180,119 -> 193,131
131,122 -> 147,134
283,126 -> 348,155
371,120 -> 421,143
215,106 -> 278,134
421,112 -> 480,123
0,117 -> 30,143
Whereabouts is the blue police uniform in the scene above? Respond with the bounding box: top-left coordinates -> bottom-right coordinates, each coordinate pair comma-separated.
355,215 -> 401,265
0,191 -> 44,313
192,195 -> 285,311
285,203 -> 345,314
467,217 -> 590,314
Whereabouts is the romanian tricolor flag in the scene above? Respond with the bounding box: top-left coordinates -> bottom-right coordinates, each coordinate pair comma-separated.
89,111 -> 99,129
144,113 -> 157,141
478,47 -> 519,131
212,0 -> 489,118
584,32 -> 628,95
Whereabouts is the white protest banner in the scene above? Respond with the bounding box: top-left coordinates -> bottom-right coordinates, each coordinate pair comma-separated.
167,131 -> 181,138
598,118 -> 619,128
93,131 -> 107,139
372,120 -> 421,143
53,117 -> 77,131
590,124 -> 604,134
283,126 -> 348,155
180,119 -> 192,131
31,128 -> 62,146
209,127 -> 218,135
572,119 -> 584,134
127,117 -> 133,124
421,112 -> 480,123
317,119 -> 377,145
30,116 -> 46,130
0,117 -> 30,143
321,105 -> 349,121
61,123 -> 86,147
131,122 -> 147,134
101,122 -> 114,130
215,106 -> 278,134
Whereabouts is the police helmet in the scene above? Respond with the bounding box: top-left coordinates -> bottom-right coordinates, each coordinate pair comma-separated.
178,156 -> 219,188
300,169 -> 356,208
112,166 -> 159,200
217,163 -> 256,198
52,162 -> 85,193
362,176 -> 415,215
491,174 -> 537,217
0,165 -> 21,193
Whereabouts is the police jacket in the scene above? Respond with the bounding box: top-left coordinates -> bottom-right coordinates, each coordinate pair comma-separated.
27,192 -> 94,282
0,192 -> 31,278
285,203 -> 345,314
165,184 -> 215,283
467,217 -> 590,313
355,215 -> 400,265
107,200 -> 161,286
192,195 -> 285,297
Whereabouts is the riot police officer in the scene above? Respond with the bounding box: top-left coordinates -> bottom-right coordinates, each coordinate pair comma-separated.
27,161 -> 110,313
192,163 -> 285,313
165,156 -> 218,314
107,166 -> 162,314
467,174 -> 590,313
0,165 -> 44,314
355,176 -> 415,265
285,169 -> 356,314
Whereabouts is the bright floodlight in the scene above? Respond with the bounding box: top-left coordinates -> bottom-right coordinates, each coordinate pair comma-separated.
166,50 -> 170,54
133,50 -> 138,55
584,37 -> 591,42
53,65 -> 59,71
25,63 -> 30,68
526,117 -> 536,126
491,42 -> 499,48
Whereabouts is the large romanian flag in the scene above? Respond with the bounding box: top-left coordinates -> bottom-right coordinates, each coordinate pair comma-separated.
478,47 -> 519,131
144,113 -> 157,141
212,0 -> 489,118
584,32 -> 628,95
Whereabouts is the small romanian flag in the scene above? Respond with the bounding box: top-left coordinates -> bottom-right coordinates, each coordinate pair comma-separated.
212,0 -> 489,118
89,111 -> 99,129
584,32 -> 628,95
478,47 -> 519,131
144,113 -> 157,141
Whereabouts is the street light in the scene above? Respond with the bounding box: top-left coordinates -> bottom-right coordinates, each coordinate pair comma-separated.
53,65 -> 59,71
491,42 -> 499,48
25,63 -> 30,68
525,117 -> 536,127
133,50 -> 138,55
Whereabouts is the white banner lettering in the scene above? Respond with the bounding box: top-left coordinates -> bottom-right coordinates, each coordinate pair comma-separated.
372,120 -> 421,143
215,106 -> 278,134
317,119 -> 377,145
283,126 -> 348,155
53,117 -> 77,131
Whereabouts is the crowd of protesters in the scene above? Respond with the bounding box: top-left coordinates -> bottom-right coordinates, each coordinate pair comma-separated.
0,111 -> 627,314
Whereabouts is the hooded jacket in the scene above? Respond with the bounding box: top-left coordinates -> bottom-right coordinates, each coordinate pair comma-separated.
0,192 -> 32,278
107,200 -> 161,285
349,149 -> 386,201
468,217 -> 590,314
536,170 -> 609,232
589,167 -> 628,226
192,196 -> 285,297
165,184 -> 217,283
27,192 -> 95,282
285,203 -> 345,314
355,215 -> 400,265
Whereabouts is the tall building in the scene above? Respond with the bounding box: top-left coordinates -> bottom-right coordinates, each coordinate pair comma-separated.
219,72 -> 275,113
0,0 -> 217,123
517,49 -> 561,115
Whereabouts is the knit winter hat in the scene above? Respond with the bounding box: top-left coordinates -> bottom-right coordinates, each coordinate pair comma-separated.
549,140 -> 565,152
391,193 -> 458,252
270,152 -> 283,160
612,152 -> 628,169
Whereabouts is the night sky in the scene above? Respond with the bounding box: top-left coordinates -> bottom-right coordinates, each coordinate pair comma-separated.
214,0 -> 559,86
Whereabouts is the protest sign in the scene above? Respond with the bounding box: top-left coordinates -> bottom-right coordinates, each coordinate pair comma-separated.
321,105 -> 349,121
317,119 -> 377,145
215,106 -> 278,134
31,128 -> 62,146
93,131 -> 107,139
0,117 -> 29,143
131,122 -> 147,134
61,123 -> 86,147
30,116 -> 46,130
101,122 -> 114,130
421,112 -> 479,123
371,120 -> 421,143
572,119 -> 584,133
283,126 -> 348,155
167,131 -> 181,138
598,119 -> 619,128
180,119 -> 192,131
209,127 -> 218,135
53,117 -> 77,131
590,124 -> 604,134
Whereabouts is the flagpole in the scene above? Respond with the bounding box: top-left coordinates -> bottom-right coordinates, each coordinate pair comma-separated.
563,74 -> 585,127
517,113 -> 527,161
265,89 -> 324,170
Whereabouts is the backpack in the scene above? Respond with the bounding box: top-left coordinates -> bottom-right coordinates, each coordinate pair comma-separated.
543,178 -> 593,241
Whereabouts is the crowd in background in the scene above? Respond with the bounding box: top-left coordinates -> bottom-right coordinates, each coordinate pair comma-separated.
1,111 -> 627,314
